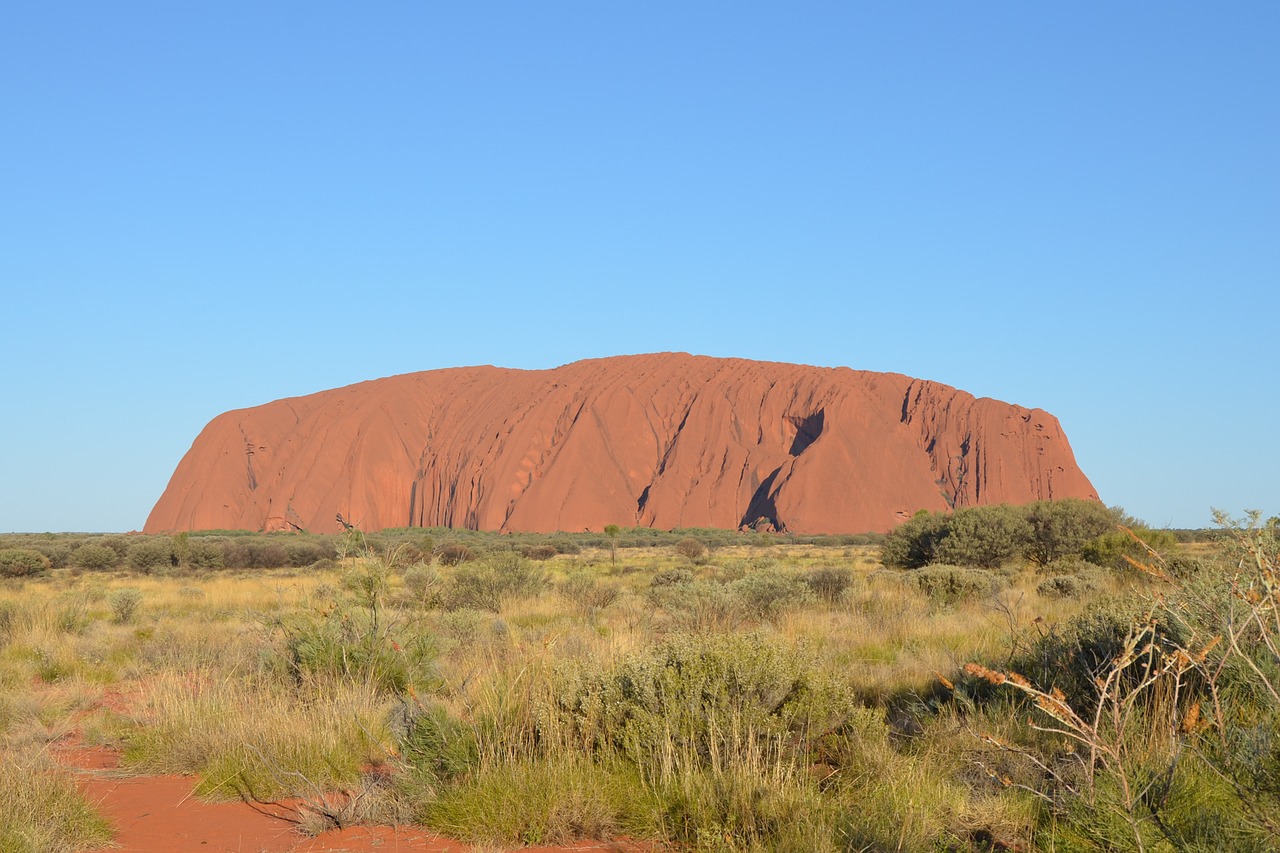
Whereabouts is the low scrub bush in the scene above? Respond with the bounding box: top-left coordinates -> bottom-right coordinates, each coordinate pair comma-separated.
108,587 -> 144,624
521,544 -> 559,561
126,537 -> 175,572
69,543 -> 119,571
805,565 -> 854,604
908,565 -> 1002,605
728,570 -> 814,621
393,699 -> 478,784
267,566 -> 439,695
31,541 -> 72,569
646,579 -> 744,633
435,542 -> 475,566
1006,601 -> 1190,713
1024,498 -> 1118,565
933,506 -> 1032,568
186,539 -> 226,570
650,567 -> 695,587
550,537 -> 581,555
0,548 -> 50,578
442,553 -> 547,613
881,510 -> 951,569
559,571 -> 620,615
1036,573 -> 1098,599
559,633 -> 855,775
674,537 -> 709,563
401,563 -> 443,608
1081,526 -> 1178,570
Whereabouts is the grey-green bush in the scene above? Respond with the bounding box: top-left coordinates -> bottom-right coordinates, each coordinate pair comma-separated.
108,587 -> 143,623
0,548 -> 50,577
881,510 -> 950,569
443,553 -> 547,613
805,565 -> 854,604
674,537 -> 709,563
908,565 -> 1001,604
933,506 -> 1032,569
1024,499 -> 1117,565
729,570 -> 814,620
126,538 -> 175,572
70,543 -> 119,571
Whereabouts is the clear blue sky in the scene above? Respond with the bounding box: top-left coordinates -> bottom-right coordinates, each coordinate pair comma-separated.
2,3 -> 1275,532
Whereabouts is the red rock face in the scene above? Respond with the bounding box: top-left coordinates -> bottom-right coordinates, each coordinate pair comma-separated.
144,353 -> 1099,534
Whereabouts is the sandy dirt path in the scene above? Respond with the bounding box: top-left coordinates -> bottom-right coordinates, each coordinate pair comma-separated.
56,739 -> 651,853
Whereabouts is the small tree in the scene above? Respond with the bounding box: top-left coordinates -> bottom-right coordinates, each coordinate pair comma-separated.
603,524 -> 621,566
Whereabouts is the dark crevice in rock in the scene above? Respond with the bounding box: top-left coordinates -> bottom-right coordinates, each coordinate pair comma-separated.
787,409 -> 825,457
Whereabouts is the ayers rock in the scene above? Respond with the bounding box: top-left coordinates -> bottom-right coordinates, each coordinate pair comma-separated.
145,353 -> 1098,535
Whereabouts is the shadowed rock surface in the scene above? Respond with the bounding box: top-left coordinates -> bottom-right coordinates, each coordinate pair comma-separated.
145,353 -> 1098,534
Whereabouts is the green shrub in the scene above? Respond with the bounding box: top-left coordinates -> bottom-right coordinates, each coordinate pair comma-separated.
674,537 -> 709,563
1024,498 -> 1117,564
650,567 -> 695,587
272,602 -> 439,694
402,563 -> 443,607
435,542 -> 475,566
1165,553 -> 1208,578
646,579 -> 744,633
186,539 -> 225,570
1009,604 -> 1189,710
31,541 -> 73,569
550,537 -> 581,555
70,542 -> 119,571
560,633 -> 854,775
1082,527 -> 1178,570
108,587 -> 144,624
805,565 -> 854,604
126,537 -> 175,572
881,510 -> 950,569
286,539 -> 336,567
933,506 -> 1032,569
1036,573 -> 1098,599
559,572 -> 620,615
521,544 -> 559,561
729,570 -> 814,621
443,553 -> 547,613
908,565 -> 1001,605
0,548 -> 50,578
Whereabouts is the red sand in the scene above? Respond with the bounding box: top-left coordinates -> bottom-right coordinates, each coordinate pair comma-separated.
146,353 -> 1098,535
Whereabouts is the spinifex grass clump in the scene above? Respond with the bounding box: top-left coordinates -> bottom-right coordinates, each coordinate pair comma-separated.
0,749 -> 113,853
122,672 -> 388,802
265,560 -> 439,694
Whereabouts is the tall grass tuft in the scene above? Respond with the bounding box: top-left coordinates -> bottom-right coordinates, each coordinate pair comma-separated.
0,749 -> 113,853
